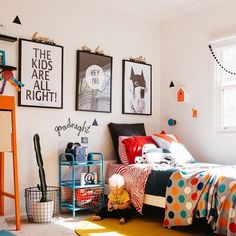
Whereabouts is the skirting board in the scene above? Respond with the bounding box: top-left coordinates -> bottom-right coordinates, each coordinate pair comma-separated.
104,184 -> 165,208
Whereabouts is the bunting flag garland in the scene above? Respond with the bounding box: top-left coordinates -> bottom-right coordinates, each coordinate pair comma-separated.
208,44 -> 236,76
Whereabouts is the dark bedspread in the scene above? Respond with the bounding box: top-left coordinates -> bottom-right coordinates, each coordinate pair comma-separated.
145,168 -> 176,196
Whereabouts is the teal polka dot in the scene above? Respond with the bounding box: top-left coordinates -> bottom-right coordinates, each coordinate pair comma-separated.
202,209 -> 207,217
178,180 -> 185,188
179,195 -> 185,203
181,170 -> 187,175
204,193 -> 208,201
180,210 -> 187,218
215,198 -> 219,207
209,177 -> 214,185
219,184 -> 226,193
232,195 -> 236,202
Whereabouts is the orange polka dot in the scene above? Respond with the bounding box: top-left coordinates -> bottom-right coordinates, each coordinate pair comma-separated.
175,218 -> 182,225
173,202 -> 180,211
219,217 -> 228,227
174,173 -> 181,180
231,185 -> 236,192
199,200 -> 204,209
172,187 -> 179,196
219,176 -> 226,182
203,175 -> 210,181
223,199 -> 231,210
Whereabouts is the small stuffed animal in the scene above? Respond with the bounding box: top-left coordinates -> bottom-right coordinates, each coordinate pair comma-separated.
135,144 -> 157,164
142,144 -> 158,156
135,156 -> 146,164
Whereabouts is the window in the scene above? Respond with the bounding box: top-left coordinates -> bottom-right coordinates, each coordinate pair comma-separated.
212,37 -> 236,132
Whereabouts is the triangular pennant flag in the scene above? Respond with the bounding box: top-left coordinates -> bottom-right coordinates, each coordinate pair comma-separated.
13,15 -> 21,25
92,119 -> 98,126
169,81 -> 175,87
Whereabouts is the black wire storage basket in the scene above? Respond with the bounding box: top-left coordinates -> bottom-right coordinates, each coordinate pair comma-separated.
25,186 -> 60,223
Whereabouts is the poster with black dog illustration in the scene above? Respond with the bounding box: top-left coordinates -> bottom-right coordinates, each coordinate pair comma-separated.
18,39 -> 63,109
76,51 -> 112,113
122,60 -> 152,115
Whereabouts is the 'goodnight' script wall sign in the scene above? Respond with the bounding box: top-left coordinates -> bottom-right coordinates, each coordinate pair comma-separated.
54,118 -> 91,136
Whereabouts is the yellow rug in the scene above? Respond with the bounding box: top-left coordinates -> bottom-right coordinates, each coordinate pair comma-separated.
75,215 -> 211,236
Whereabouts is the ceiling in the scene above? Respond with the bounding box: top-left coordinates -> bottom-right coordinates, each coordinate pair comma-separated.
92,0 -> 226,21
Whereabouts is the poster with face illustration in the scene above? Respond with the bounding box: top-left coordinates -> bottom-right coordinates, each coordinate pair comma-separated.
76,51 -> 113,113
122,60 -> 152,115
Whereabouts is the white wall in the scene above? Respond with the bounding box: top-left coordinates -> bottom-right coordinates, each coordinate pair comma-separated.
0,0 -> 160,216
160,0 -> 236,165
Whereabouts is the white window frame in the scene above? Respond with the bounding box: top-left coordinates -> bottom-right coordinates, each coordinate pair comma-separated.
212,36 -> 236,133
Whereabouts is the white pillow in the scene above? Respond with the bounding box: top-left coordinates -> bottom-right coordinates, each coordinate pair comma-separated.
145,152 -> 171,163
151,134 -> 195,164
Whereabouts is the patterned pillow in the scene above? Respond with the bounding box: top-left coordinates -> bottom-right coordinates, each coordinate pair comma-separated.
151,133 -> 196,164
122,136 -> 157,164
118,136 -> 130,165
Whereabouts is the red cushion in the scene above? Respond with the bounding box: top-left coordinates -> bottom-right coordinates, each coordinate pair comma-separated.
122,136 -> 157,164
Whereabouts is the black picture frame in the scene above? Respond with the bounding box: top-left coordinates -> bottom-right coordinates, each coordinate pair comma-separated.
18,39 -> 63,109
122,60 -> 152,115
76,50 -> 112,113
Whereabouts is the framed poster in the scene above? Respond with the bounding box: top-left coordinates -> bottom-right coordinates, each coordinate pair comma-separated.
122,60 -> 152,115
76,50 -> 112,113
18,39 -> 63,109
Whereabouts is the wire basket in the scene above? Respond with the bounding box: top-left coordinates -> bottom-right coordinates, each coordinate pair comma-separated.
62,187 -> 102,208
62,187 -> 72,203
75,187 -> 103,208
25,186 -> 59,223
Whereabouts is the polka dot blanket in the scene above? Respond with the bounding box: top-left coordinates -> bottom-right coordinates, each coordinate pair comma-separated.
164,163 -> 236,236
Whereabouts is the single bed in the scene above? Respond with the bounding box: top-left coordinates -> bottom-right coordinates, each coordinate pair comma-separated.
107,122 -> 236,236
105,163 -> 173,208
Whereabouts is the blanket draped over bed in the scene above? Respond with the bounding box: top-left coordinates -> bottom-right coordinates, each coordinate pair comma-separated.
106,163 -> 152,213
164,163 -> 236,236
106,162 -> 236,236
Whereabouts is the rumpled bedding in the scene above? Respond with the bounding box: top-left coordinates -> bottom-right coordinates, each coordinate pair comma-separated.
164,163 -> 236,236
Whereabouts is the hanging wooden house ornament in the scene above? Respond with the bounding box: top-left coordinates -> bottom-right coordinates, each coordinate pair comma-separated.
177,87 -> 185,102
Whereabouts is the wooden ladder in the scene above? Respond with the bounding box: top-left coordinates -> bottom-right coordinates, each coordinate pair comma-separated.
0,95 -> 20,230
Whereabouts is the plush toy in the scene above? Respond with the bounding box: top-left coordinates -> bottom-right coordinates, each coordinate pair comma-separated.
134,156 -> 146,164
142,144 -> 158,156
134,144 -> 157,164
134,144 -> 176,166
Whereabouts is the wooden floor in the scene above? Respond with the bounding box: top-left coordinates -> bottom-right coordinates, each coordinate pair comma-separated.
5,207 -> 215,236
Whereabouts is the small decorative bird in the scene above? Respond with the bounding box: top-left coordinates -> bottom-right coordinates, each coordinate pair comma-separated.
94,46 -> 104,55
81,45 -> 92,52
32,32 -> 55,45
130,55 -> 146,63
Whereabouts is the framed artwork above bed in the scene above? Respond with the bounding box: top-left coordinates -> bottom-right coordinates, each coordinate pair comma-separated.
76,50 -> 113,113
122,60 -> 152,115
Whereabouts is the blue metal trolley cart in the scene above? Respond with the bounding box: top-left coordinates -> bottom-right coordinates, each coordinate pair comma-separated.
59,152 -> 104,218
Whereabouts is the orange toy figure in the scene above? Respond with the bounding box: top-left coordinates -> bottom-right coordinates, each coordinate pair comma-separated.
192,108 -> 198,118
92,174 -> 132,224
